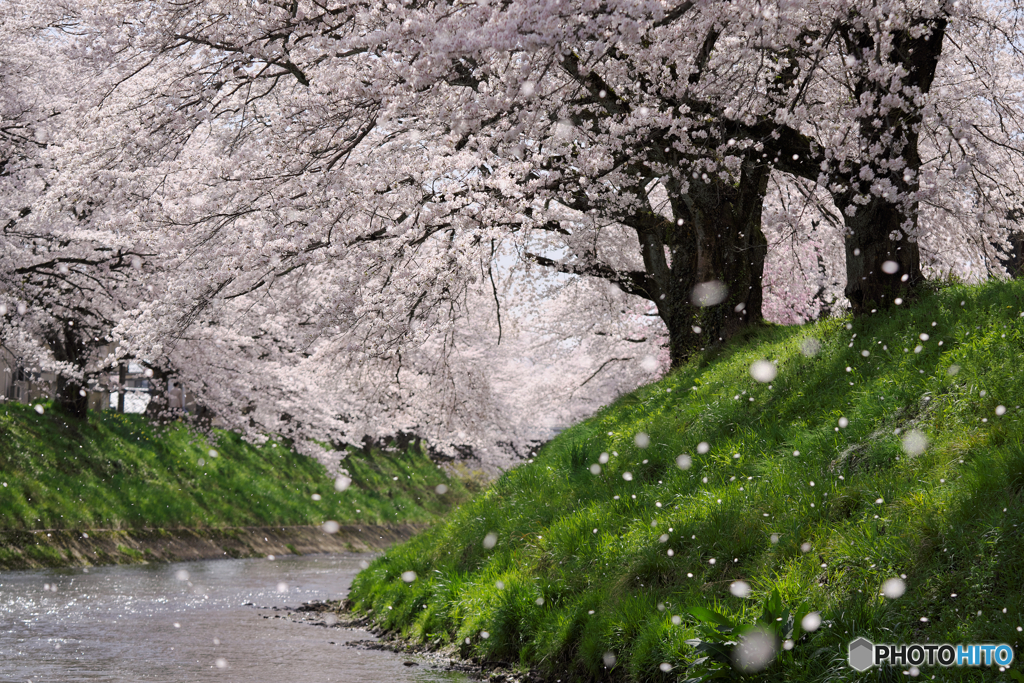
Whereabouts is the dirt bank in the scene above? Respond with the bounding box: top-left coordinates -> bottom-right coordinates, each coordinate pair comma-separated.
0,523 -> 425,570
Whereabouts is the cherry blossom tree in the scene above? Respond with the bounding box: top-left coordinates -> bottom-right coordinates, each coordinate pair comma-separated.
0,0 -> 149,417
13,0 -> 1024,459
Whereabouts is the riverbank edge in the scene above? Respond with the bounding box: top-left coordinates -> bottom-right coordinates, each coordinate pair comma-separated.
293,600 -> 546,683
0,523 -> 427,570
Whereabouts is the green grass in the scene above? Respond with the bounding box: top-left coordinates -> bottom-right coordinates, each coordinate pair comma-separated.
348,280 -> 1024,682
0,407 -> 467,530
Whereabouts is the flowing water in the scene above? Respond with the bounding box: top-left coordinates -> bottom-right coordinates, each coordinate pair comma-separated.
0,553 -> 469,682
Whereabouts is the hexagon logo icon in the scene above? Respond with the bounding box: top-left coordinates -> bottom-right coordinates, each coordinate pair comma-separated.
848,637 -> 875,671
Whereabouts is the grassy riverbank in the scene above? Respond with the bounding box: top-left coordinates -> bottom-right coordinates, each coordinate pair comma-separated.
0,406 -> 468,531
348,280 -> 1024,682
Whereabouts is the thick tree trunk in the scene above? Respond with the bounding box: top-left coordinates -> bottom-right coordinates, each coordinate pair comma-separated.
836,196 -> 923,313
831,14 -> 945,316
649,159 -> 770,367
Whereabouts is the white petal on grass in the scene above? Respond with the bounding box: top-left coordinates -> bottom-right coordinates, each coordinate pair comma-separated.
311,494 -> 321,501
881,577 -> 906,599
729,581 -> 751,598
902,430 -> 928,456
495,580 -> 505,589
322,520 -> 340,534
208,449 -> 219,458
947,365 -> 960,376
696,441 -> 710,454
34,405 -> 44,415
435,483 -> 448,495
535,597 -> 544,606
733,626 -> 777,673
659,662 -> 672,672
603,652 -> 617,667
691,280 -> 728,307
401,571 -> 417,583
634,432 -> 650,449
598,452 -> 609,464
749,360 -> 777,383
800,543 -> 812,553
334,475 -> 352,492
838,417 -> 849,428
881,260 -> 900,274
801,612 -> 822,632
676,454 -> 692,470
622,472 -> 633,481
590,463 -> 601,474
483,532 -> 498,550
996,405 -> 1007,416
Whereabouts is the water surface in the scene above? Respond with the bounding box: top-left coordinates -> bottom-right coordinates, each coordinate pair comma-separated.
0,553 -> 466,682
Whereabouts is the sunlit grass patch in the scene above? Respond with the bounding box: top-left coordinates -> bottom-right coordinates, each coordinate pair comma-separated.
0,407 -> 467,531
349,279 -> 1024,682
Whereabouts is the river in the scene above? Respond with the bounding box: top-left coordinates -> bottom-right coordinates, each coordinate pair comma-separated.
0,553 -> 469,682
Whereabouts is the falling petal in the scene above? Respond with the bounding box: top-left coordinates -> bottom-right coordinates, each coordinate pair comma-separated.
749,360 -> 777,383
691,280 -> 728,307
733,626 -> 777,673
881,578 -> 906,599
902,430 -> 928,456
801,612 -> 822,632
730,581 -> 751,598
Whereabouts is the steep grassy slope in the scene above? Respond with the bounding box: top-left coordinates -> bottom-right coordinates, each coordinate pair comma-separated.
349,280 -> 1024,682
0,406 -> 467,530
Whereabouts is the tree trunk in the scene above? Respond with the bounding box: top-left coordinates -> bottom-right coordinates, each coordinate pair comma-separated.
48,323 -> 88,419
654,160 -> 770,366
835,195 -> 923,313
831,13 -> 946,316
1007,232 -> 1024,278
117,363 -> 127,413
144,365 -> 170,419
